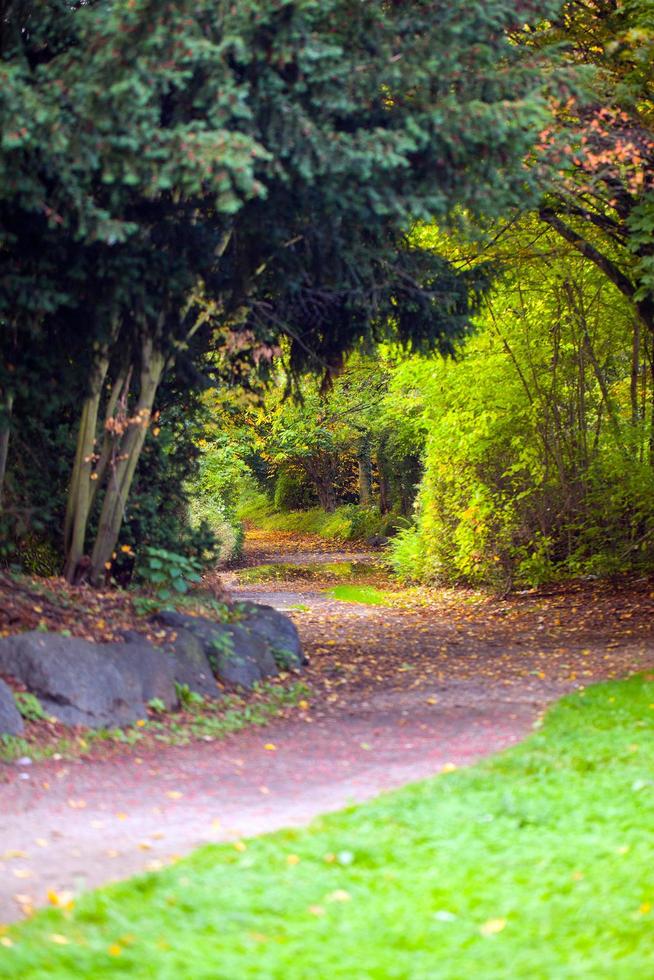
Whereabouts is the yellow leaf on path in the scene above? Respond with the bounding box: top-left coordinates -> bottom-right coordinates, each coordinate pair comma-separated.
480,918 -> 506,936
115,813 -> 128,821
35,838 -> 48,848
441,763 -> 457,773
13,869 -> 33,879
166,791 -> 183,800
47,890 -> 74,910
68,799 -> 87,809
264,743 -> 276,751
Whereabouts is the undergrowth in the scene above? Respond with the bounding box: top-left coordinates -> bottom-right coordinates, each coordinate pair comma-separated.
238,495 -> 400,542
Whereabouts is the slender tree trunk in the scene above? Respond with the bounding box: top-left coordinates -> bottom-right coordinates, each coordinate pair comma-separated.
88,365 -> 131,511
631,317 -> 641,428
377,436 -> 392,514
357,432 -> 373,508
89,338 -> 166,583
0,390 -> 14,511
63,354 -> 110,581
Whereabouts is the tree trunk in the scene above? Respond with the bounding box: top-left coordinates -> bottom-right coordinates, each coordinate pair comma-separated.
63,354 -> 110,581
631,317 -> 641,428
377,438 -> 392,514
0,390 -> 14,511
89,338 -> 166,583
357,432 -> 373,508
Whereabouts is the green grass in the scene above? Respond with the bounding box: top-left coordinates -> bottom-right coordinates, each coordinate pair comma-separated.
4,675 -> 654,977
327,583 -> 394,606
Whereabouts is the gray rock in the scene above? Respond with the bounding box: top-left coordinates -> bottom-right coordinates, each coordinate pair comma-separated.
215,624 -> 277,688
0,678 -> 24,736
164,627 -> 220,699
110,641 -> 177,710
154,610 -> 283,689
366,534 -> 389,548
0,632 -> 178,729
236,601 -> 305,668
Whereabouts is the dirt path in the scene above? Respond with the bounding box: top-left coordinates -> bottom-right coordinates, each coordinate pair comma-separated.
1,530 -> 653,923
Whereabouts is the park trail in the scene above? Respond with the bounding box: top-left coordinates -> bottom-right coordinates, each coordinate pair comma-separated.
1,527 -> 654,923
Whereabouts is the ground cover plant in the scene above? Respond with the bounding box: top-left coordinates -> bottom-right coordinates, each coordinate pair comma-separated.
2,674 -> 654,977
0,680 -> 308,764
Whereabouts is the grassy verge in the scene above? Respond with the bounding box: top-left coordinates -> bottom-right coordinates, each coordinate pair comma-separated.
3,675 -> 654,976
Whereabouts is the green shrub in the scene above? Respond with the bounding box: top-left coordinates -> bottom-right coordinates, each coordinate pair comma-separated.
135,547 -> 203,600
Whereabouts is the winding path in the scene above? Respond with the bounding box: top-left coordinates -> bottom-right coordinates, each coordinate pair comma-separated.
1,530 -> 653,923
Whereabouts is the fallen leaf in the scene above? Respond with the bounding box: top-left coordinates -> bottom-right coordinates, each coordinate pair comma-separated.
480,918 -> 506,936
326,890 -> 351,903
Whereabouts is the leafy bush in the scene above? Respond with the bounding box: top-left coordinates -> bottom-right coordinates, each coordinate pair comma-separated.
136,547 -> 203,600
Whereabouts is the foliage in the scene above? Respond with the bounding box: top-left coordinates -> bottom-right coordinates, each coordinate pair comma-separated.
240,494 -> 397,543
6,675 -> 654,976
389,220 -> 654,587
13,691 -> 46,723
135,547 -> 202,601
175,684 -> 205,711
1,0 -> 560,582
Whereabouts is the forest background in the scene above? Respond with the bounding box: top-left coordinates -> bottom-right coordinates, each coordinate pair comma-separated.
1,0 -> 653,593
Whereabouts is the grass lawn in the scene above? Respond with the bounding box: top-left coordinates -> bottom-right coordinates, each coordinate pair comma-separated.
3,675 -> 654,978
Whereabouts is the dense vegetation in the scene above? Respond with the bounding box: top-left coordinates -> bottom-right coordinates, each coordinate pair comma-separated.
1,0 -> 652,590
